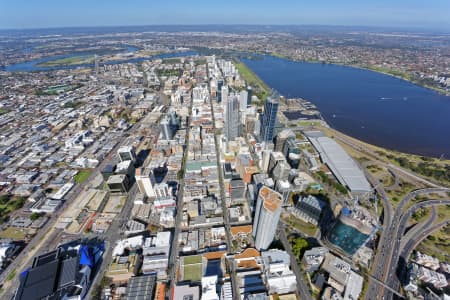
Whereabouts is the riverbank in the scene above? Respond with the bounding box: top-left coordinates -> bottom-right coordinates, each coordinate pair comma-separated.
269,52 -> 449,96
234,60 -> 270,102
36,55 -> 94,67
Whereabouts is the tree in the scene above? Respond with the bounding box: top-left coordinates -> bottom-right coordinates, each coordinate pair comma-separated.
291,238 -> 309,259
30,212 -> 44,221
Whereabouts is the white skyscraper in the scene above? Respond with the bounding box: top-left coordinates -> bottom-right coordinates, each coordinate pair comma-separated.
135,168 -> 157,198
253,186 -> 283,250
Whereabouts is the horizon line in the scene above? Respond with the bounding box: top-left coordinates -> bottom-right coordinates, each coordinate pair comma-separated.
0,23 -> 448,33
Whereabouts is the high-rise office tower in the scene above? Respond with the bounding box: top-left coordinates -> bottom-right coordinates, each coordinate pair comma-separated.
260,96 -> 279,143
135,167 -> 157,198
94,55 -> 99,75
247,86 -> 252,105
274,129 -> 295,152
268,151 -> 287,176
239,90 -> 248,111
217,79 -> 224,103
221,85 -> 229,104
117,146 -> 136,163
160,115 -> 174,140
253,186 -> 283,250
225,94 -> 240,142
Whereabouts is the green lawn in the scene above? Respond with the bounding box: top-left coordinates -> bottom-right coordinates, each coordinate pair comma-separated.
183,264 -> 202,282
0,227 -> 27,240
0,195 -> 26,224
183,255 -> 202,265
37,55 -> 94,67
234,61 -> 270,100
283,215 -> 318,237
5,269 -> 16,281
299,120 -> 323,127
74,170 -> 92,184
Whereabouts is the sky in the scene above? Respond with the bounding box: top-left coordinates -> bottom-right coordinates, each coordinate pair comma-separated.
0,0 -> 449,30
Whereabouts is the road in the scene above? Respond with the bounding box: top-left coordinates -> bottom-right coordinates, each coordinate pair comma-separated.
400,206 -> 436,250
380,199 -> 450,300
328,128 -> 444,188
168,98 -> 193,299
86,183 -> 138,299
208,87 -> 239,299
0,103 -> 156,299
366,187 -> 449,300
277,224 -> 312,300
400,219 -> 450,261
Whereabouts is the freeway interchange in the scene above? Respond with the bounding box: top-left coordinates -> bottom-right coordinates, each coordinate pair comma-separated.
365,188 -> 450,300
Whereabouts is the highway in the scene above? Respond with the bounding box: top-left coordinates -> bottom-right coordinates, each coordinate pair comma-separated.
380,199 -> 450,300
400,206 -> 436,250
366,187 -> 449,300
277,224 -> 313,300
400,219 -> 450,261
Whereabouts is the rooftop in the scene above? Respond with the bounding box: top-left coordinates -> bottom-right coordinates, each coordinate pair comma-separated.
306,132 -> 371,193
259,186 -> 282,213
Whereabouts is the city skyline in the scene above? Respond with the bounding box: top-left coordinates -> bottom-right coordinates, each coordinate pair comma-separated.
1,0 -> 449,30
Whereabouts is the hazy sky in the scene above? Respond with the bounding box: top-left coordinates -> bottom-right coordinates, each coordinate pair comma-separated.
1,0 -> 449,30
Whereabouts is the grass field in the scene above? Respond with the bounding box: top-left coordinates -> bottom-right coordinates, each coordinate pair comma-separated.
183,255 -> 202,265
0,227 -> 27,240
234,61 -> 270,101
74,170 -> 92,184
416,225 -> 450,262
0,195 -> 26,224
183,264 -> 202,282
283,215 -> 318,237
37,55 -> 94,67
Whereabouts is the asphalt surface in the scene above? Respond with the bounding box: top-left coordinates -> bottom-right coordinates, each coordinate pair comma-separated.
380,199 -> 450,300
277,224 -> 313,300
168,99 -> 193,299
366,188 -> 450,300
86,184 -> 138,300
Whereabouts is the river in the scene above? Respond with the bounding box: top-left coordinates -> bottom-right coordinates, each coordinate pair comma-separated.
4,49 -> 197,72
243,56 -> 450,158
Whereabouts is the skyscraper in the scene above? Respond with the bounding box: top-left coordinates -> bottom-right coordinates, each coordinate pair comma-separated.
94,54 -> 99,75
239,90 -> 248,111
225,94 -> 240,142
160,115 -> 174,140
217,79 -> 224,103
253,186 -> 283,250
221,85 -> 229,104
247,86 -> 252,105
260,96 -> 279,143
274,129 -> 295,152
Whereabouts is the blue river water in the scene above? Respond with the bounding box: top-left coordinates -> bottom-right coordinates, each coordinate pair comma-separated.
243,56 -> 450,158
327,220 -> 369,255
4,49 -> 197,72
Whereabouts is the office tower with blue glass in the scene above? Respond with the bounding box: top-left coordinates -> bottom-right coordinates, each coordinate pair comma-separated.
260,96 -> 279,143
217,79 -> 224,102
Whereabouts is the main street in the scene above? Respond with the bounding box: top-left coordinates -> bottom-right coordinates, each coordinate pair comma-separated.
168,97 -> 193,299
208,89 -> 239,300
